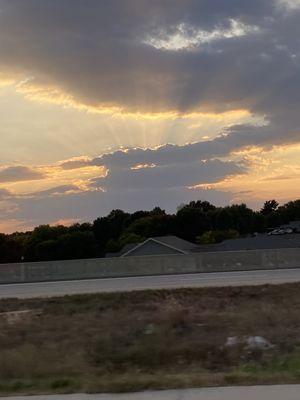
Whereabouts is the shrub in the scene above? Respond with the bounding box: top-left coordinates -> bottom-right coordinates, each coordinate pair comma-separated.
197,229 -> 239,244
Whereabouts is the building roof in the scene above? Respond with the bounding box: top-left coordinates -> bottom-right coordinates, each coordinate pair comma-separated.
151,236 -> 198,251
120,235 -> 197,257
194,233 -> 300,252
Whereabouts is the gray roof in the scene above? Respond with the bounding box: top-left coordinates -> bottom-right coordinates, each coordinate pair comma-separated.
107,232 -> 300,257
106,236 -> 197,258
194,233 -> 300,252
151,236 -> 197,251
120,235 -> 197,257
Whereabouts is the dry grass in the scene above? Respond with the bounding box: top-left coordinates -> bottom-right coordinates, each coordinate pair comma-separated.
1,283 -> 300,394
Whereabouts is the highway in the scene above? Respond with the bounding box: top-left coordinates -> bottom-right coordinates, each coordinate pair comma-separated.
2,385 -> 300,399
1,268 -> 300,299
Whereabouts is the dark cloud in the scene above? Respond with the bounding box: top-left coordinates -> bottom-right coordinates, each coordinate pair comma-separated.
11,186 -> 234,229
60,159 -> 92,170
92,159 -> 244,190
0,188 -> 11,199
0,166 -> 45,183
0,0 -> 299,148
263,174 -> 300,181
26,184 -> 80,198
0,144 -> 246,228
8,141 -> 246,227
84,122 -> 298,173
0,185 -> 77,201
0,0 -> 299,230
0,2 -> 290,112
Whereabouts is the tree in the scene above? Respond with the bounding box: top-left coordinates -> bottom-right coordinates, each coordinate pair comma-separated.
57,231 -> 98,260
176,206 -> 211,241
197,229 -> 239,244
187,200 -> 216,213
1,234 -> 25,262
127,214 -> 175,238
1,197 -> 299,263
119,233 -> 144,247
278,200 -> 300,222
214,208 -> 234,231
23,225 -> 68,261
260,200 -> 279,215
93,209 -> 129,248
226,204 -> 256,234
35,239 -> 59,261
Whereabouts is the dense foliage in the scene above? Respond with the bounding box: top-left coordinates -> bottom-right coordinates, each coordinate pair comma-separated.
0,199 -> 299,263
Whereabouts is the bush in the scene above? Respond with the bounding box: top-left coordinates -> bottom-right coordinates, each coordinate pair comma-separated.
197,229 -> 239,244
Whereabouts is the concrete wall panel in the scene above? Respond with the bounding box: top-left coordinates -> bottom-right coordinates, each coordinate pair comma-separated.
0,248 -> 299,284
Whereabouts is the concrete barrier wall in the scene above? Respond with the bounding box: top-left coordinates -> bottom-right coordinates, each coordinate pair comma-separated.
0,247 -> 299,284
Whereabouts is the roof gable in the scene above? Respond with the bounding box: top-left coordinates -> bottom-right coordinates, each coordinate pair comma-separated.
152,236 -> 196,251
121,236 -> 191,257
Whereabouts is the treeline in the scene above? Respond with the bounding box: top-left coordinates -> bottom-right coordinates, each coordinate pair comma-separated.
0,199 -> 299,264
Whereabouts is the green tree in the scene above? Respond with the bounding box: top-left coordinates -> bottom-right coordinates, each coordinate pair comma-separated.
58,231 -> 98,259
127,214 -> 175,238
197,229 -> 239,244
176,206 -> 211,241
93,209 -> 129,248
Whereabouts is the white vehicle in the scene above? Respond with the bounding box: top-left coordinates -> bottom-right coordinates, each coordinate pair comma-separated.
285,228 -> 293,234
268,227 -> 294,235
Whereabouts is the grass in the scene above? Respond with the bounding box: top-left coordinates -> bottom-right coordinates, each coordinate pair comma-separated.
2,283 -> 300,394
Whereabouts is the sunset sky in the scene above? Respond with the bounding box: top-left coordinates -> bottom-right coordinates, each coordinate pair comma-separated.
0,0 -> 300,233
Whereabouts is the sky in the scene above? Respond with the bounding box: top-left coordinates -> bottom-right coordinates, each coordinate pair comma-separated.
0,0 -> 300,233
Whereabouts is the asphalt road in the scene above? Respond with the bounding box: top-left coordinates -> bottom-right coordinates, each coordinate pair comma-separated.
1,268 -> 300,299
2,385 -> 300,399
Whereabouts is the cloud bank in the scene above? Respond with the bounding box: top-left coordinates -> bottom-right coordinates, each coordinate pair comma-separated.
0,166 -> 45,183
1,0 -> 299,148
0,0 -> 299,231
